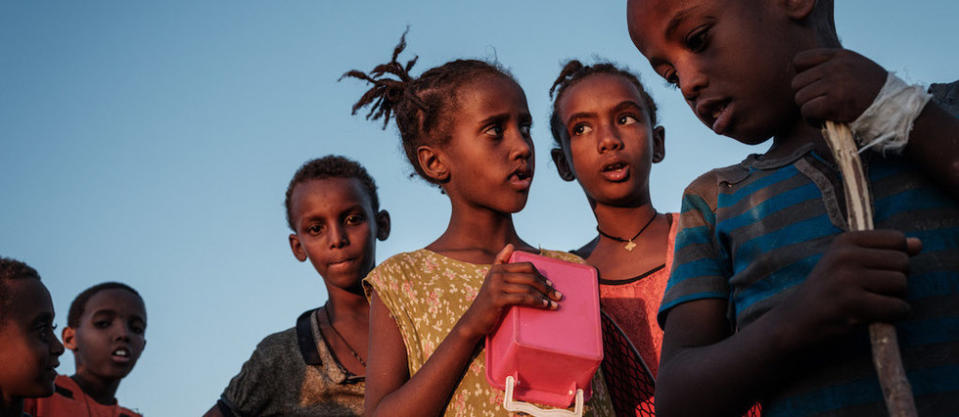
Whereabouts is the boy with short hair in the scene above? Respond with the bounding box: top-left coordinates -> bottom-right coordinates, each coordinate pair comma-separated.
625,0 -> 959,416
204,155 -> 390,417
24,282 -> 147,417
0,257 -> 64,417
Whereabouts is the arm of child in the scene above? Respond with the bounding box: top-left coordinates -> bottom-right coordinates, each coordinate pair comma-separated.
656,231 -> 919,417
792,49 -> 959,198
364,244 -> 563,417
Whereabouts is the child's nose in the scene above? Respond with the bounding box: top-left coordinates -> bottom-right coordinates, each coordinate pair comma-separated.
327,224 -> 349,248
598,127 -> 625,153
508,131 -> 533,161
51,334 -> 65,356
678,63 -> 707,101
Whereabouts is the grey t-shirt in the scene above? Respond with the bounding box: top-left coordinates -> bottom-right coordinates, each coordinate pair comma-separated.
218,309 -> 364,417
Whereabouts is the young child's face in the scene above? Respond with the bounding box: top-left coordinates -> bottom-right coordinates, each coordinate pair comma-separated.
0,279 -> 63,399
65,289 -> 147,381
289,177 -> 383,291
554,73 -> 663,206
441,74 -> 534,214
626,0 -> 810,144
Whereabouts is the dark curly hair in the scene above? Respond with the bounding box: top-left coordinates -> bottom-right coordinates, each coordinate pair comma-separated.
0,257 -> 42,328
548,60 -> 658,147
284,155 -> 380,231
67,282 -> 144,329
340,28 -> 517,184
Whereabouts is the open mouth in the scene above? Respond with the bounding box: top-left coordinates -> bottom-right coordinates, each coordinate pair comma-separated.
509,168 -> 533,190
601,161 -> 629,181
698,98 -> 732,135
112,347 -> 131,363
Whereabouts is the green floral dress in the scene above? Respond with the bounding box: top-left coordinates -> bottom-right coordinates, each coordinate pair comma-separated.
364,249 -> 615,417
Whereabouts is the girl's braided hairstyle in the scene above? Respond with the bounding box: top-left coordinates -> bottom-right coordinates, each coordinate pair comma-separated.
341,29 -> 516,183
548,60 -> 658,147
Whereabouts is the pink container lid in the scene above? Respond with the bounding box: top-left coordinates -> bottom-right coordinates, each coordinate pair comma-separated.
485,251 -> 603,408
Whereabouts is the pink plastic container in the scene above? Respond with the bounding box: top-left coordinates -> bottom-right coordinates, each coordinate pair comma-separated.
485,251 -> 603,413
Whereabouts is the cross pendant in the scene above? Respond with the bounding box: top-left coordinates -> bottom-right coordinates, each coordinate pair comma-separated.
624,240 -> 637,252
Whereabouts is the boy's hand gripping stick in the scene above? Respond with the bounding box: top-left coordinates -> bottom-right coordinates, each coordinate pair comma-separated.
821,122 -> 917,417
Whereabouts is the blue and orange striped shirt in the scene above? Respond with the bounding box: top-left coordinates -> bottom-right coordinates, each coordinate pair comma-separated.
661,129 -> 959,415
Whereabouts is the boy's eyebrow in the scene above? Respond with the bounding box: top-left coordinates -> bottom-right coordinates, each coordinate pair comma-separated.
664,5 -> 704,39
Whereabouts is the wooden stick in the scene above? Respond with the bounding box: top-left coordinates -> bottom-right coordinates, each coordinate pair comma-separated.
820,121 -> 918,417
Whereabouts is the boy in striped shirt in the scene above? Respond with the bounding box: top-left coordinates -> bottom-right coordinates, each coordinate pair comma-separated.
625,0 -> 959,416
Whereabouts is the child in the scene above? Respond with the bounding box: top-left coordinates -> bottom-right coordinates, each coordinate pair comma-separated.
204,155 -> 390,417
343,32 -> 615,417
0,257 -> 64,417
625,0 -> 959,416
24,282 -> 146,417
549,59 -> 675,379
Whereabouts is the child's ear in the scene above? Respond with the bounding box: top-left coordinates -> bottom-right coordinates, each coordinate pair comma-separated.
416,145 -> 451,183
652,126 -> 666,163
375,210 -> 391,241
62,326 -> 78,351
289,234 -> 308,262
780,0 -> 816,20
550,148 -> 576,182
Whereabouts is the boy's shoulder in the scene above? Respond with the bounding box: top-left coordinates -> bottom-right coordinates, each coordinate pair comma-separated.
930,80 -> 959,116
23,375 -> 143,417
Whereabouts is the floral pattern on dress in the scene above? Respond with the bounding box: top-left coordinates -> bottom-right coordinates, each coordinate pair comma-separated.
364,249 -> 615,417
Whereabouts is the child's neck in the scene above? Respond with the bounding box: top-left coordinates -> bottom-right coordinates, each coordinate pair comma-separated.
71,371 -> 119,406
324,284 -> 369,323
586,201 -> 670,279
428,202 -> 531,264
0,394 -> 23,417
765,116 -> 831,160
591,199 -> 656,239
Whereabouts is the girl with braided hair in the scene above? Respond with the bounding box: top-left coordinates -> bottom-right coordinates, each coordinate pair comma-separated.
343,31 -> 614,417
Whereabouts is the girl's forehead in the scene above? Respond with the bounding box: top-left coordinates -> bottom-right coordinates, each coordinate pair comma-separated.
456,75 -> 528,114
560,74 -> 645,114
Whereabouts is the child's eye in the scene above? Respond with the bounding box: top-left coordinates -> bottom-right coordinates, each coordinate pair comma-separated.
571,123 -> 592,136
131,325 -> 145,335
519,124 -> 531,137
94,320 -> 110,329
618,114 -> 639,126
484,124 -> 504,138
345,214 -> 366,225
684,25 -> 710,52
307,224 -> 325,234
662,70 -> 680,89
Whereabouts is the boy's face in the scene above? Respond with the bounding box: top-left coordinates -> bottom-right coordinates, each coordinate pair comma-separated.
0,279 -> 63,399
64,289 -> 147,381
289,178 -> 389,292
626,0 -> 813,143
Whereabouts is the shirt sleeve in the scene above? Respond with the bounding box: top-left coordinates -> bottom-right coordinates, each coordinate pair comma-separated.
658,177 -> 731,328
220,330 -> 298,417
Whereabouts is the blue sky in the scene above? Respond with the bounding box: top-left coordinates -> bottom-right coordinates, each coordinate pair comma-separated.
1,1 -> 956,414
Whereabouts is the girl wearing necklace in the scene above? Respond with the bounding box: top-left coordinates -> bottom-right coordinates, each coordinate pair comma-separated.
549,60 -> 678,380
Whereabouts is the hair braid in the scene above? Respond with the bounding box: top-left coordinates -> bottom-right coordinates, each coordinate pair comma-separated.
341,28 -> 516,184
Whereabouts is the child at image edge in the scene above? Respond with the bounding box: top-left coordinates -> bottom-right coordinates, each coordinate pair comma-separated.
625,0 -> 959,416
204,155 -> 391,417
342,31 -> 615,417
0,258 -> 64,417
25,282 -> 147,417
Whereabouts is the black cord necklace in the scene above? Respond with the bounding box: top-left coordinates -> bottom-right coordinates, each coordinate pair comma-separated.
323,304 -> 367,368
596,212 -> 657,252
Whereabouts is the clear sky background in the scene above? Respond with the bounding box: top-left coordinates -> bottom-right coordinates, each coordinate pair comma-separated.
1,1 -> 956,415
